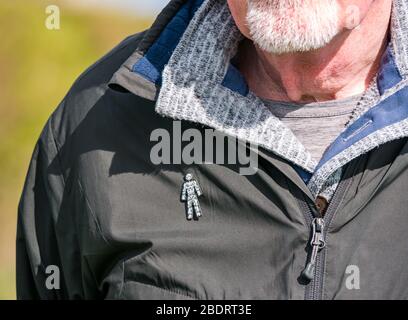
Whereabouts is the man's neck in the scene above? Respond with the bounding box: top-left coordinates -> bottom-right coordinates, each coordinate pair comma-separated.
237,0 -> 392,103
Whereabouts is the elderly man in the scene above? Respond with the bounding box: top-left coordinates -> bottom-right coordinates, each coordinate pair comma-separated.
17,0 -> 408,300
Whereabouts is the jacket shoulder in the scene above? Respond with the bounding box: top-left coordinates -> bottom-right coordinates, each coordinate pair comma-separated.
45,31 -> 147,147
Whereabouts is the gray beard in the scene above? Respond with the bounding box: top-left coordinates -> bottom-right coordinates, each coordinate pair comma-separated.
246,0 -> 341,54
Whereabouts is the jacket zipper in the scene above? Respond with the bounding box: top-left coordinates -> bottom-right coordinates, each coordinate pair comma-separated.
301,217 -> 326,282
301,201 -> 326,300
301,164 -> 355,300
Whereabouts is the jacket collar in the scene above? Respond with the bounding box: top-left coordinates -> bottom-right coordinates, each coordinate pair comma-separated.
109,0 -> 408,196
110,0 -> 408,95
109,0 -> 203,101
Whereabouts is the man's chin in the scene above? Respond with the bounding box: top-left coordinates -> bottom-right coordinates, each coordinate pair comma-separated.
246,0 -> 341,55
253,37 -> 336,55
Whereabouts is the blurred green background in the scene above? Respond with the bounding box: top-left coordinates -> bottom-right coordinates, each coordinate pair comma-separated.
0,0 -> 160,299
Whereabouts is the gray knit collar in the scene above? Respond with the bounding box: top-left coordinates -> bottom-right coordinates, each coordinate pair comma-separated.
390,0 -> 408,77
156,0 -> 316,173
156,0 -> 408,196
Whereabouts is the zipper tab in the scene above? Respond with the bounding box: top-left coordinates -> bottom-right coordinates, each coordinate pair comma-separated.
301,218 -> 326,281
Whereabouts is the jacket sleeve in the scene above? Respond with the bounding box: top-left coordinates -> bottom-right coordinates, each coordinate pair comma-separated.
16,118 -> 70,299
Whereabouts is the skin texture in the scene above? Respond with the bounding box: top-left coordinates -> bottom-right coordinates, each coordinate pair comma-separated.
227,0 -> 392,102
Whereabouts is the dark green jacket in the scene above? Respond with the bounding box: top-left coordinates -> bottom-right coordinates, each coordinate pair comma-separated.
17,0 -> 408,299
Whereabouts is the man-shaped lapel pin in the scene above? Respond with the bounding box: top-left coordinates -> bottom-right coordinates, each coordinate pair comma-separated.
181,173 -> 203,220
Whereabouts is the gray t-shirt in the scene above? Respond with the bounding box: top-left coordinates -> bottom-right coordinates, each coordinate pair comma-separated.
262,95 -> 362,163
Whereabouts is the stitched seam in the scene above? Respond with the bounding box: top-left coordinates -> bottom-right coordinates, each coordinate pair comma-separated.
118,260 -> 126,299
122,281 -> 200,300
77,178 -> 112,247
49,116 -> 66,187
342,120 -> 373,142
322,162 -> 358,300
83,256 -> 101,299
274,112 -> 355,119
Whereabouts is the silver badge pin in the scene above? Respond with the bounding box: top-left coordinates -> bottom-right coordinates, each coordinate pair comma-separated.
181,173 -> 203,220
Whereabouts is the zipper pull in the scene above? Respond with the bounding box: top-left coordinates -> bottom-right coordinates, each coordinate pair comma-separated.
301,218 -> 326,281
